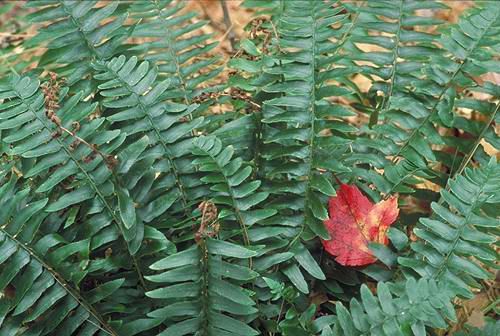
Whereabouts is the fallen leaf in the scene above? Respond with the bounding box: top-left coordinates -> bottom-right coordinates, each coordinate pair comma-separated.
322,184 -> 399,266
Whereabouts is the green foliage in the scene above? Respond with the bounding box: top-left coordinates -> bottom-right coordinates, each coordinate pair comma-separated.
333,279 -> 456,336
254,0 -> 355,239
0,1 -> 498,335
93,54 -> 203,215
192,136 -> 275,243
400,158 -> 499,298
145,238 -> 258,336
453,320 -> 500,336
129,0 -> 222,106
25,1 -> 129,93
0,177 -> 121,335
332,158 -> 499,336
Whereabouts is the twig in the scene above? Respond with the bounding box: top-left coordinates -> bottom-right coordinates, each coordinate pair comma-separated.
438,102 -> 499,205
270,298 -> 286,336
454,103 -> 499,177
219,0 -> 236,51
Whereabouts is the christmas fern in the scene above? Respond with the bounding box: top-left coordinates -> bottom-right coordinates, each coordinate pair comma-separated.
129,0 -> 223,107
401,158 -> 499,298
0,1 -> 498,335
332,158 -> 499,336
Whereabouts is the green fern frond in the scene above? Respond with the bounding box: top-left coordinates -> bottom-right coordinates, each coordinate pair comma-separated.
94,55 -> 205,216
25,0 -> 129,93
0,74 -> 148,255
145,237 -> 258,336
129,0 -> 222,107
399,158 -> 499,298
323,0 -> 447,197
333,279 -> 456,336
257,0 -> 355,239
0,178 -> 119,336
192,136 -> 275,244
225,0 -> 355,302
428,3 -> 500,174
387,3 -> 500,189
230,0 -> 358,297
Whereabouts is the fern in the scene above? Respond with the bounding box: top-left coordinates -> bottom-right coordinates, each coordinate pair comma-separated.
0,177 -> 119,335
331,159 -> 498,336
224,1 -> 358,324
384,2 -> 500,192
332,0 -> 447,196
0,73 -> 173,334
400,158 -> 499,298
129,0 -> 223,110
423,4 -> 500,175
25,1 -> 129,93
0,74 -> 149,258
0,1 -> 498,335
192,136 -> 274,245
146,236 -> 258,335
246,0 -> 354,252
333,279 -> 456,336
94,55 -> 203,213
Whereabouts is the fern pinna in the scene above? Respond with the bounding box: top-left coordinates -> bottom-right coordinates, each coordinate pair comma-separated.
0,1 -> 498,335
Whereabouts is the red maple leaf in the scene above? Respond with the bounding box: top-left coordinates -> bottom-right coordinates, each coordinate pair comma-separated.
321,184 -> 399,266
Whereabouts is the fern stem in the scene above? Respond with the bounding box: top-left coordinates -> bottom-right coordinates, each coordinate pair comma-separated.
305,0 -> 319,234
252,111 -> 263,180
369,0 -> 404,128
0,229 -> 118,336
270,297 -> 286,336
453,103 -> 499,179
436,102 -> 499,207
382,167 -> 420,200
198,237 -> 211,336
